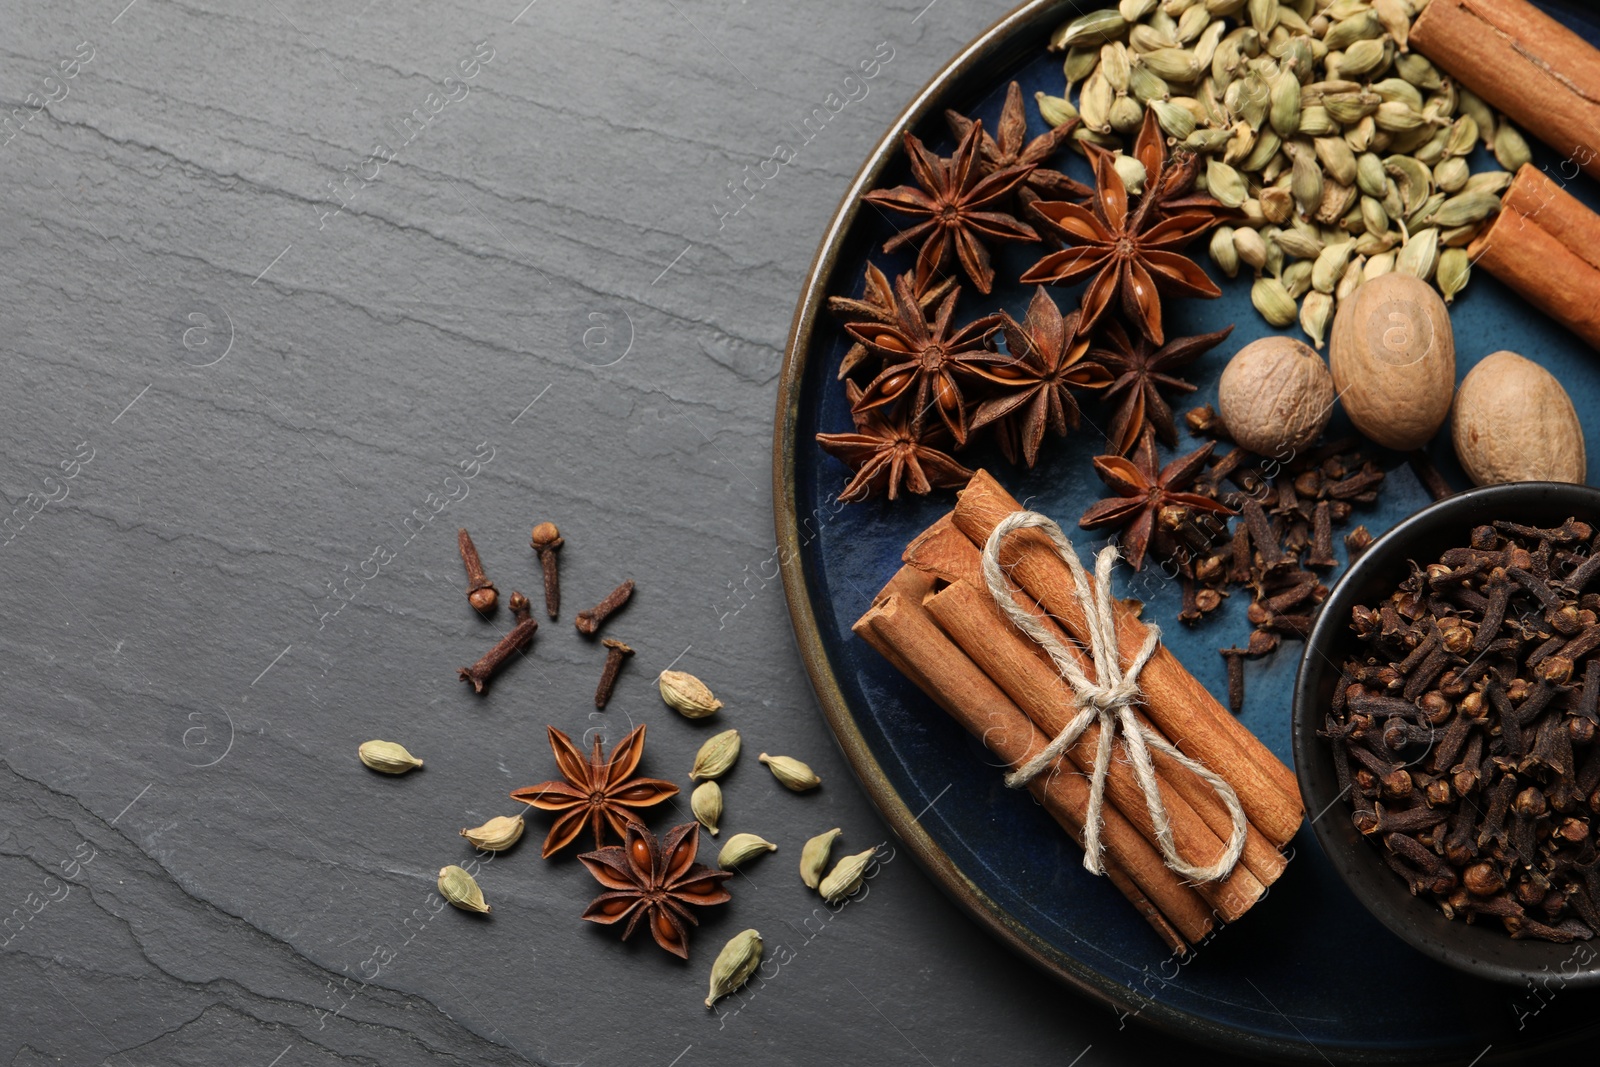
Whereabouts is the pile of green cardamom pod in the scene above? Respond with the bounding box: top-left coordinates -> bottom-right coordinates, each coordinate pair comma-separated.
1035,0 -> 1529,347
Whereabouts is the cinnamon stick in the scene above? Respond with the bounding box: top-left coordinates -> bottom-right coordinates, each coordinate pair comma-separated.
855,573 -> 1213,949
1468,165 -> 1600,350
1412,0 -> 1600,182
951,471 -> 1305,845
925,579 -> 1275,922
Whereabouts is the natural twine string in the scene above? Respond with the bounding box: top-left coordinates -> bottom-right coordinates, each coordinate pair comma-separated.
980,511 -> 1247,885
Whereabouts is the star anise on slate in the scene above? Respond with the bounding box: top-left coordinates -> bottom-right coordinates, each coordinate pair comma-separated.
862,122 -> 1039,295
1080,431 -> 1234,571
579,821 -> 732,959
817,381 -> 974,502
944,81 -> 1091,214
510,724 -> 678,857
828,263 -> 956,381
1021,143 -> 1220,345
1089,319 -> 1234,455
847,274 -> 1005,444
967,287 -> 1112,468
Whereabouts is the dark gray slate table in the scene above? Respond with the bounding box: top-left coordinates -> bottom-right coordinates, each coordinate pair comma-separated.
0,1 -> 1247,1062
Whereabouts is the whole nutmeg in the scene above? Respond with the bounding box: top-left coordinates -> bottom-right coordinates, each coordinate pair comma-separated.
1217,337 -> 1334,457
1329,272 -> 1455,450
1450,350 -> 1585,486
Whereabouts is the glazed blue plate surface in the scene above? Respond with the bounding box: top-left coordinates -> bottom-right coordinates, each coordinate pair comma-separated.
774,1 -> 1600,1061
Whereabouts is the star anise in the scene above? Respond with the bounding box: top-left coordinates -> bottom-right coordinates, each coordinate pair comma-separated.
1080,431 -> 1234,571
1128,107 -> 1221,221
579,821 -> 732,959
944,81 -> 1091,214
828,263 -> 955,381
1089,319 -> 1234,455
1020,143 -> 1220,345
510,724 -> 678,857
967,287 -> 1112,468
862,122 -> 1039,295
846,274 -> 1005,444
817,381 -> 974,502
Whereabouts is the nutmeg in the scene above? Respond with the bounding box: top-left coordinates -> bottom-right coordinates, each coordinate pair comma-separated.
1217,336 -> 1335,457
1450,350 -> 1585,486
1329,272 -> 1455,450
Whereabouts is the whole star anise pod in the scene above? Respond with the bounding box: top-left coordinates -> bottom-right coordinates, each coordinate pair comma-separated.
579,821 -> 732,959
510,724 -> 678,857
827,262 -> 955,381
862,122 -> 1039,295
817,381 -> 974,502
847,274 -> 1005,445
968,287 -> 1112,468
1089,319 -> 1234,455
1020,143 -> 1220,345
944,81 -> 1091,214
1080,431 -> 1233,571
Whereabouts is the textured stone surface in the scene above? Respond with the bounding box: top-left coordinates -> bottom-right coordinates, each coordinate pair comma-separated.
0,1 -> 1239,1062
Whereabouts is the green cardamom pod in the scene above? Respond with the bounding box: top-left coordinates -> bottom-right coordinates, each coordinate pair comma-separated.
1240,126 -> 1283,172
1074,126 -> 1123,153
1438,222 -> 1484,248
1233,226 -> 1269,271
1252,276 -> 1298,327
358,739 -> 423,774
1129,59 -> 1171,104
1192,20 -> 1227,69
1185,126 -> 1235,152
705,928 -> 763,1009
1205,0 -> 1248,15
1113,153 -> 1149,196
1457,88 -> 1495,147
1177,1 -> 1212,42
437,865 -> 490,913
1120,0 -> 1159,20
1259,186 -> 1295,224
1246,0 -> 1276,32
690,728 -> 742,781
1395,52 -> 1443,91
820,847 -> 879,904
718,832 -> 778,869
1344,114 -> 1377,153
1433,156 -> 1469,195
1395,226 -> 1440,281
1275,226 -> 1324,259
659,669 -> 723,719
1311,241 -> 1354,294
1269,67 -> 1301,138
1323,90 -> 1379,125
1079,71 -> 1115,134
1130,23 -> 1178,53
1299,290 -> 1335,350
1370,77 -> 1423,111
1363,250 -> 1396,280
1407,126 -> 1451,166
1355,230 -> 1400,257
1384,155 -> 1432,216
800,827 -> 844,889
1431,191 -> 1500,229
1372,0 -> 1412,51
692,780 -> 723,836
1314,136 -> 1357,187
1052,8 -> 1129,51
1143,47 -> 1204,83
1282,259 -> 1314,299
1150,99 -> 1197,140
1360,195 -> 1390,237
1374,101 -> 1426,133
1100,42 -> 1133,93
1336,38 -> 1390,81
1289,145 -> 1324,219
1436,247 -> 1471,304
1210,225 -> 1240,278
759,752 -> 821,792
1443,115 -> 1479,159
1063,47 -> 1101,90
1336,257 -> 1366,301
1405,191 -> 1446,231
1323,11 -> 1381,53
1110,94 -> 1147,134
1206,157 -> 1249,208
1356,152 -> 1386,198
459,815 -> 525,852
1462,170 -> 1514,197
1493,122 -> 1532,172
1034,92 -> 1079,129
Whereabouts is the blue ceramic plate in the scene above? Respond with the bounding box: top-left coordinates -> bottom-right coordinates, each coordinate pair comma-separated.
774,1 -> 1600,1061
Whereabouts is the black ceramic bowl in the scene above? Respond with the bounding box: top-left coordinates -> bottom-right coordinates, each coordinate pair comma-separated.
1294,481 -> 1600,987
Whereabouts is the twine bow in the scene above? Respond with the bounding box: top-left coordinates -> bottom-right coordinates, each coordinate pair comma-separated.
981,511 -> 1247,885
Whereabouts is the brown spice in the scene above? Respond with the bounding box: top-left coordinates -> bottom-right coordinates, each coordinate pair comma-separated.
510,724 -> 677,856
457,528 -> 498,612
576,579 -> 636,637
594,638 -> 634,709
578,821 -> 732,959
530,522 -> 563,619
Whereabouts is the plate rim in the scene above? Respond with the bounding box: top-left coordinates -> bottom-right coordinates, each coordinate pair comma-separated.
769,0 -> 1583,1060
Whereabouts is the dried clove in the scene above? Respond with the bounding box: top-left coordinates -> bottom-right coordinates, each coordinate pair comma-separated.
576,579 -> 635,636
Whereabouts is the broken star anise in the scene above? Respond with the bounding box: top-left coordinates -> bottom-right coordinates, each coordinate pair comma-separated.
510,724 -> 678,858
1021,143 -> 1220,345
862,122 -> 1039,296
817,380 -> 974,502
1127,106 -> 1221,221
827,262 -> 955,381
1089,319 -> 1234,455
1080,431 -> 1233,571
944,81 -> 1091,214
579,821 -> 733,959
968,287 -> 1112,468
846,273 -> 1005,445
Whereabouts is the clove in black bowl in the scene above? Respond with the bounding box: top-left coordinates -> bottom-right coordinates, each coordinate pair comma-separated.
1293,481 -> 1600,988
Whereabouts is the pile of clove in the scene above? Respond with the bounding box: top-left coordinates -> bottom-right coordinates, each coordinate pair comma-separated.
1160,405 -> 1387,711
1324,519 -> 1600,944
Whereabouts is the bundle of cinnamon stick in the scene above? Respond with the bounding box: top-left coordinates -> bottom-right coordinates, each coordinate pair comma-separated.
854,471 -> 1303,953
